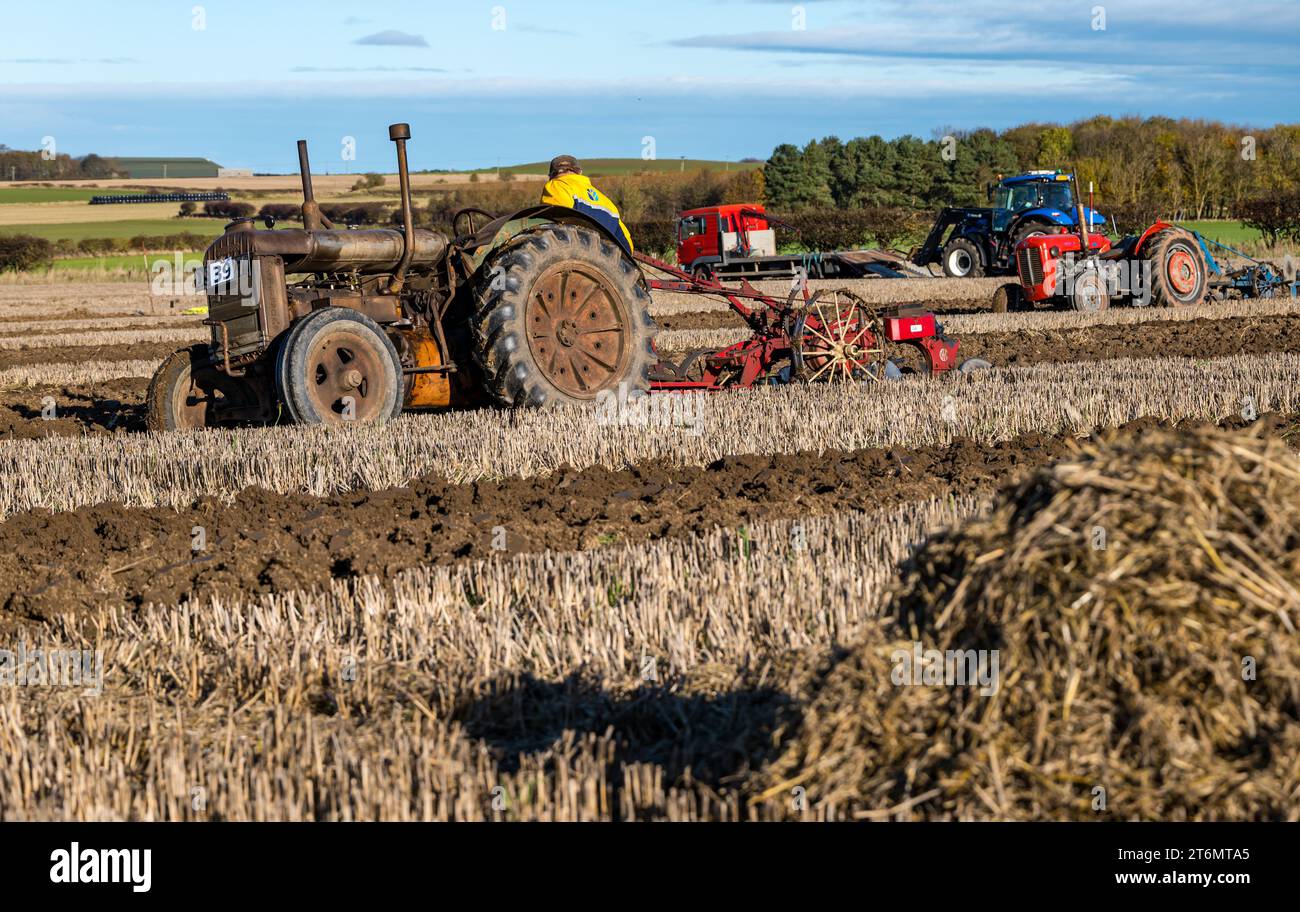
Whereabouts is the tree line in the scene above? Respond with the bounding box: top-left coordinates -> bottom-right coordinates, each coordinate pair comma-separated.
0,232 -> 219,271
762,116 -> 1300,227
0,145 -> 125,181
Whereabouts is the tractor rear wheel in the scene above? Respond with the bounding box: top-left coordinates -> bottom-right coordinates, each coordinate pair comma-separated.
275,308 -> 404,426
1145,228 -> 1208,307
1012,219 -> 1053,249
472,224 -> 658,408
146,344 -> 270,431
942,237 -> 984,278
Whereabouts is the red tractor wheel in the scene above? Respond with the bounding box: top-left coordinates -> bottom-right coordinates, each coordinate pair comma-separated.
791,289 -> 886,382
1145,228 -> 1208,308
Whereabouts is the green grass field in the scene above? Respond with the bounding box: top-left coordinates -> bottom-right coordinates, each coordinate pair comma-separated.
1177,220 -> 1265,246
0,218 -> 228,241
51,252 -> 205,270
0,187 -> 137,204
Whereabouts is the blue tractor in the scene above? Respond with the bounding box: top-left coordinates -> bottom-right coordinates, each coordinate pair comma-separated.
913,170 -> 1108,278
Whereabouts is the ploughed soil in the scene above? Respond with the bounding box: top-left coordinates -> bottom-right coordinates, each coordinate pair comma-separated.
0,378 -> 148,438
657,312 -> 1300,367
963,314 -> 1300,366
0,341 -> 181,372
3,414 -> 1293,624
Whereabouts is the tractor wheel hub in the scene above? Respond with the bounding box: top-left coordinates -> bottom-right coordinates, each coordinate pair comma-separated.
1168,250 -> 1197,294
556,319 -> 578,348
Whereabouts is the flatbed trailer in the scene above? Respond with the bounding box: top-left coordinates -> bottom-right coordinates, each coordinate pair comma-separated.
674,203 -> 925,282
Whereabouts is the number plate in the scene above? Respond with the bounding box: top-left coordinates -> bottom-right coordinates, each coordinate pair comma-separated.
202,256 -> 260,308
206,256 -> 236,290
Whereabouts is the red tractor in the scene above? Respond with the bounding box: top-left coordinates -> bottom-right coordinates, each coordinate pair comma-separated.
1011,174 -> 1210,311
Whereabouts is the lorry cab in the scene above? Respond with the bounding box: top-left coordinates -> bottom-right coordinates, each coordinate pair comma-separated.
676,204 -> 777,274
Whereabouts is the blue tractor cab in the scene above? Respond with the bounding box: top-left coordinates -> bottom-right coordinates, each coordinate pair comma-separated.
914,170 -> 1108,278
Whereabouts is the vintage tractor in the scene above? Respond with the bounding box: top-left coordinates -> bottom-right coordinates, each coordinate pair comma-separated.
1013,220 -> 1209,312
1009,173 -> 1297,311
913,170 -> 1107,278
146,123 -> 658,430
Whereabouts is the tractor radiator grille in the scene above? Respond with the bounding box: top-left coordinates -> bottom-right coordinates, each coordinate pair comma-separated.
1017,247 -> 1044,288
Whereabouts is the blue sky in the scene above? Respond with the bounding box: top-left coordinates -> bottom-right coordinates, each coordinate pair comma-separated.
1,0 -> 1296,172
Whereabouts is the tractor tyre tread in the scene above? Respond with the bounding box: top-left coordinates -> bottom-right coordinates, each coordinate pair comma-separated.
471,224 -> 658,408
145,344 -> 210,432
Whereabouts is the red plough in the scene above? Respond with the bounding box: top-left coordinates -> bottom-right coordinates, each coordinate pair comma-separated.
635,254 -> 980,392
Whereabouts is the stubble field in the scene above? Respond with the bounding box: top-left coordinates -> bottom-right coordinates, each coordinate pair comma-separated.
1,275 -> 1298,821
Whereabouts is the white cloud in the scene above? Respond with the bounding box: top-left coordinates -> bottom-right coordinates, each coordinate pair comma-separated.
353,30 -> 430,48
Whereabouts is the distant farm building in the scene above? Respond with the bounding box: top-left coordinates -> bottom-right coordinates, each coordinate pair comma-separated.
107,157 -> 223,179
217,168 -> 253,178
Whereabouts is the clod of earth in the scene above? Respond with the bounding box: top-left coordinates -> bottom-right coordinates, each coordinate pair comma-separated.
752,424 -> 1300,820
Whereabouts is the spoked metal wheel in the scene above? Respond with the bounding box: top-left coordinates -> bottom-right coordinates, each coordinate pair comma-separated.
790,289 -> 886,382
276,307 -> 404,426
525,261 -> 631,398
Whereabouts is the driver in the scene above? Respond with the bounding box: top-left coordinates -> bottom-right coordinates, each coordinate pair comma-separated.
540,155 -> 634,254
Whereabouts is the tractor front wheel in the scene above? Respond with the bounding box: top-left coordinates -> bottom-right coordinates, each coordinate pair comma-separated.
472,224 -> 658,408
991,282 -> 1022,313
1012,219 -> 1053,249
942,238 -> 984,278
275,308 -> 404,426
1071,267 -> 1111,313
145,344 -> 272,431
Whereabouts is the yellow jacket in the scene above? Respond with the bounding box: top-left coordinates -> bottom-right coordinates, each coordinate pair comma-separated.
540,173 -> 634,253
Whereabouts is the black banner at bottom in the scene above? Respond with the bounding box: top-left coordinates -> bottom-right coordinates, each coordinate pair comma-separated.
0,821 -> 1279,899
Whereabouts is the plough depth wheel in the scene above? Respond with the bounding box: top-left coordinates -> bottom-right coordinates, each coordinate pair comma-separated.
790,289 -> 886,383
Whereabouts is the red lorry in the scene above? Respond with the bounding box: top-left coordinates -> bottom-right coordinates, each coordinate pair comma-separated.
675,204 -> 919,281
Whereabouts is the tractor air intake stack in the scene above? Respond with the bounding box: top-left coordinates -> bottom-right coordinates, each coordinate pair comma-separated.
388,122 -> 416,293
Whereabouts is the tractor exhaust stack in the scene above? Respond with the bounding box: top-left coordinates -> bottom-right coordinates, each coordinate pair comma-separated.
1071,169 -> 1091,257
388,122 -> 416,294
296,140 -> 332,231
